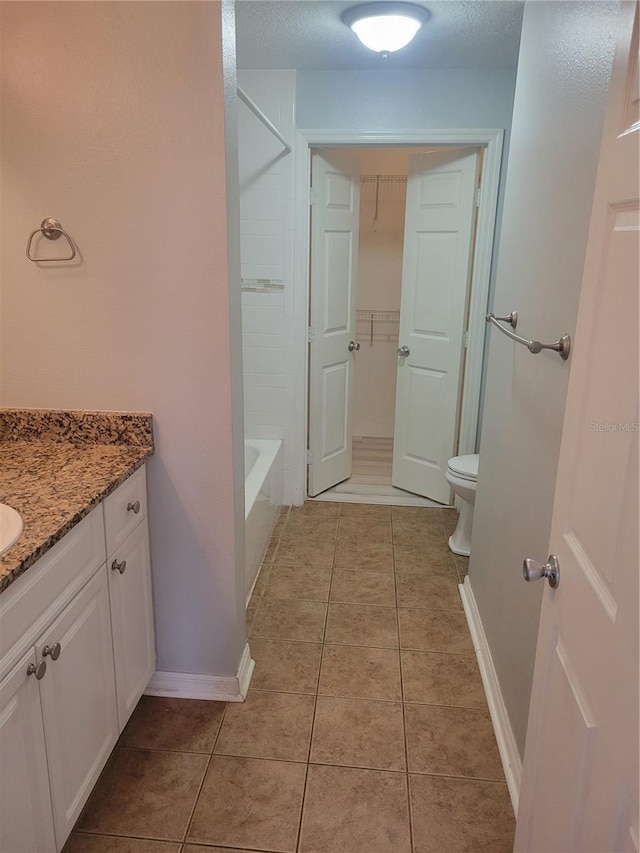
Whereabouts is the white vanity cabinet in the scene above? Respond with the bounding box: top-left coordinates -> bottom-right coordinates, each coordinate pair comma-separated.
104,466 -> 156,728
0,463 -> 155,853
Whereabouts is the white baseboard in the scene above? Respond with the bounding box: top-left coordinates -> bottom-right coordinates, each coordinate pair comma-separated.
459,576 -> 522,815
145,643 -> 255,703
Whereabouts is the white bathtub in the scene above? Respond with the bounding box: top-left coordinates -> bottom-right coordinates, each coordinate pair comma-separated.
245,439 -> 283,600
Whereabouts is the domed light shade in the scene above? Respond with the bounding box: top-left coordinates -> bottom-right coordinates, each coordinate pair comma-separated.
342,2 -> 430,54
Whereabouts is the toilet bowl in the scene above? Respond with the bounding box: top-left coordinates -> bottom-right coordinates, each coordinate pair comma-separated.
445,454 -> 479,557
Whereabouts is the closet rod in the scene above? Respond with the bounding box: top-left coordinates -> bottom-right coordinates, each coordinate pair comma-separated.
237,86 -> 292,154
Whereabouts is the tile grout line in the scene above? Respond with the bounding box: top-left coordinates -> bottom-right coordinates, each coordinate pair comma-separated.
392,512 -> 416,853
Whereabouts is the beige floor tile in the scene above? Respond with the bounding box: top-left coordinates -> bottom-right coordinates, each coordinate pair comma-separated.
395,573 -> 462,610
251,597 -> 327,642
392,506 -> 444,523
265,564 -> 332,601
251,562 -> 272,597
122,696 -> 226,754
289,502 -> 340,519
250,638 -> 322,694
310,696 -> 405,771
442,507 -> 460,535
398,608 -> 474,654
275,537 -> 335,567
281,516 -> 339,541
183,847 -> 267,853
393,542 -> 457,575
401,650 -> 486,708
319,644 -> 401,701
64,836 -> 179,853
187,755 -> 306,852
330,570 -> 396,606
214,689 -> 315,762
454,552 -> 470,579
338,517 -> 392,542
79,748 -> 207,841
405,704 -> 504,779
333,540 -> 394,572
325,603 -> 398,649
246,594 -> 259,634
391,510 -> 447,545
299,764 -> 411,853
410,774 -> 515,853
339,503 -> 391,521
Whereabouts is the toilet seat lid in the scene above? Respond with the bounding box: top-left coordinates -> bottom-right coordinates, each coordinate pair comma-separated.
447,454 -> 479,480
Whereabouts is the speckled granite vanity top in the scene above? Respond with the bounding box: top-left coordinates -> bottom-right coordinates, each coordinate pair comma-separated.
0,409 -> 154,593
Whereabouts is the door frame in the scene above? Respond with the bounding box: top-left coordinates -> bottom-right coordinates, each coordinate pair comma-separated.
292,129 -> 505,504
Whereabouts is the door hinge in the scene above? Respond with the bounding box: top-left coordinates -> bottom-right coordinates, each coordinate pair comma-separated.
305,449 -> 314,465
464,330 -> 469,349
307,326 -> 315,343
474,187 -> 481,208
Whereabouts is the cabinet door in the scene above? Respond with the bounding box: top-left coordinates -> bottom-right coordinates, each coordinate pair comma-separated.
37,567 -> 118,848
108,522 -> 156,730
0,649 -> 56,853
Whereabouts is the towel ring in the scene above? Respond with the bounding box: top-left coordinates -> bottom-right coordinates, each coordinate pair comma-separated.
26,218 -> 77,262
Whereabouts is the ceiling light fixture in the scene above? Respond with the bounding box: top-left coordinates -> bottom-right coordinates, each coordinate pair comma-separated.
342,2 -> 431,57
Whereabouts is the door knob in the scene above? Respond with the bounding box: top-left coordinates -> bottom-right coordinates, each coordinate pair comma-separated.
348,340 -> 360,352
523,555 -> 560,588
42,643 -> 62,661
127,500 -> 141,514
111,558 -> 127,575
397,345 -> 410,357
27,660 -> 47,680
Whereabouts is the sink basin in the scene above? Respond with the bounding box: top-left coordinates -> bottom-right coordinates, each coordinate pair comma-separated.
0,503 -> 24,557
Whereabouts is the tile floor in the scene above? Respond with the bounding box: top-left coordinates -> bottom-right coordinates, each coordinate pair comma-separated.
67,502 -> 515,853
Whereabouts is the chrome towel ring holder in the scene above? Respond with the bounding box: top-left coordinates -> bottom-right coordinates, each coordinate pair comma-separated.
26,218 -> 77,262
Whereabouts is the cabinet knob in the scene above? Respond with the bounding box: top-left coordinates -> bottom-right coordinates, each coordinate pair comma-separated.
27,660 -> 47,680
111,558 -> 127,575
127,500 -> 141,514
42,642 -> 62,661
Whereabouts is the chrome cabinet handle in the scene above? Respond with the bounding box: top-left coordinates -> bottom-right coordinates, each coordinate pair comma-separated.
397,345 -> 410,357
348,340 -> 360,352
523,555 -> 560,589
27,660 -> 47,680
42,643 -> 62,661
127,500 -> 141,514
111,558 -> 127,575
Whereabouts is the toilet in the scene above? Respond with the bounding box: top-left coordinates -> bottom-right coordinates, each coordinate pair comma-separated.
445,454 -> 479,557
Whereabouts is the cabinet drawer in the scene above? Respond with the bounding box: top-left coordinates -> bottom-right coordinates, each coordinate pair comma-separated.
103,465 -> 147,554
0,510 -> 106,670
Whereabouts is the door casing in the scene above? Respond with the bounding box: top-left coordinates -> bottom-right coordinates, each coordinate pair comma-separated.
292,129 -> 504,504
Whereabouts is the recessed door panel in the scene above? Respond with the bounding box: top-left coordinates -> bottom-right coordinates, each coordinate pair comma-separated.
412,231 -> 457,338
323,231 -> 353,335
321,362 -> 349,460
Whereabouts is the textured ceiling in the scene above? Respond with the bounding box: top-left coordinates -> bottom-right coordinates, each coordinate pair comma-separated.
235,0 -> 524,70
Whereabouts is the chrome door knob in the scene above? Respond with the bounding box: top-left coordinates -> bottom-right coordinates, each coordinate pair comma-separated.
348,340 -> 360,352
27,660 -> 47,680
111,558 -> 127,575
42,643 -> 62,661
397,345 -> 410,357
523,555 -> 560,588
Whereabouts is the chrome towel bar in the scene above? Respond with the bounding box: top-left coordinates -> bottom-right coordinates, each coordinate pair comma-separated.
26,218 -> 76,262
486,311 -> 571,360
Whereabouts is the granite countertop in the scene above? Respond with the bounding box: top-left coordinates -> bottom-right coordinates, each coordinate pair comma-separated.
0,409 -> 154,594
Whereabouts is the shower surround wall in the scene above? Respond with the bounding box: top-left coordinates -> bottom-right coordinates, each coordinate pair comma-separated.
238,70 -> 296,504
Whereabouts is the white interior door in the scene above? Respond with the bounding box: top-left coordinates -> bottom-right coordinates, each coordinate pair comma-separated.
392,149 -> 478,502
515,6 -> 639,851
308,150 -> 360,497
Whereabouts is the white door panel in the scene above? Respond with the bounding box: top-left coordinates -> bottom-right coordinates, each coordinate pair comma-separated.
308,150 -> 360,496
393,149 -> 478,502
516,6 -> 639,850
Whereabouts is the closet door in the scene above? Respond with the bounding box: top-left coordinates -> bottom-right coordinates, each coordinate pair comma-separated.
308,150 -> 360,496
392,149 -> 478,502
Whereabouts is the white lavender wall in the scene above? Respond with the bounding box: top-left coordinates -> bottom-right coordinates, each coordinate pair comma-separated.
238,70 -> 296,504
